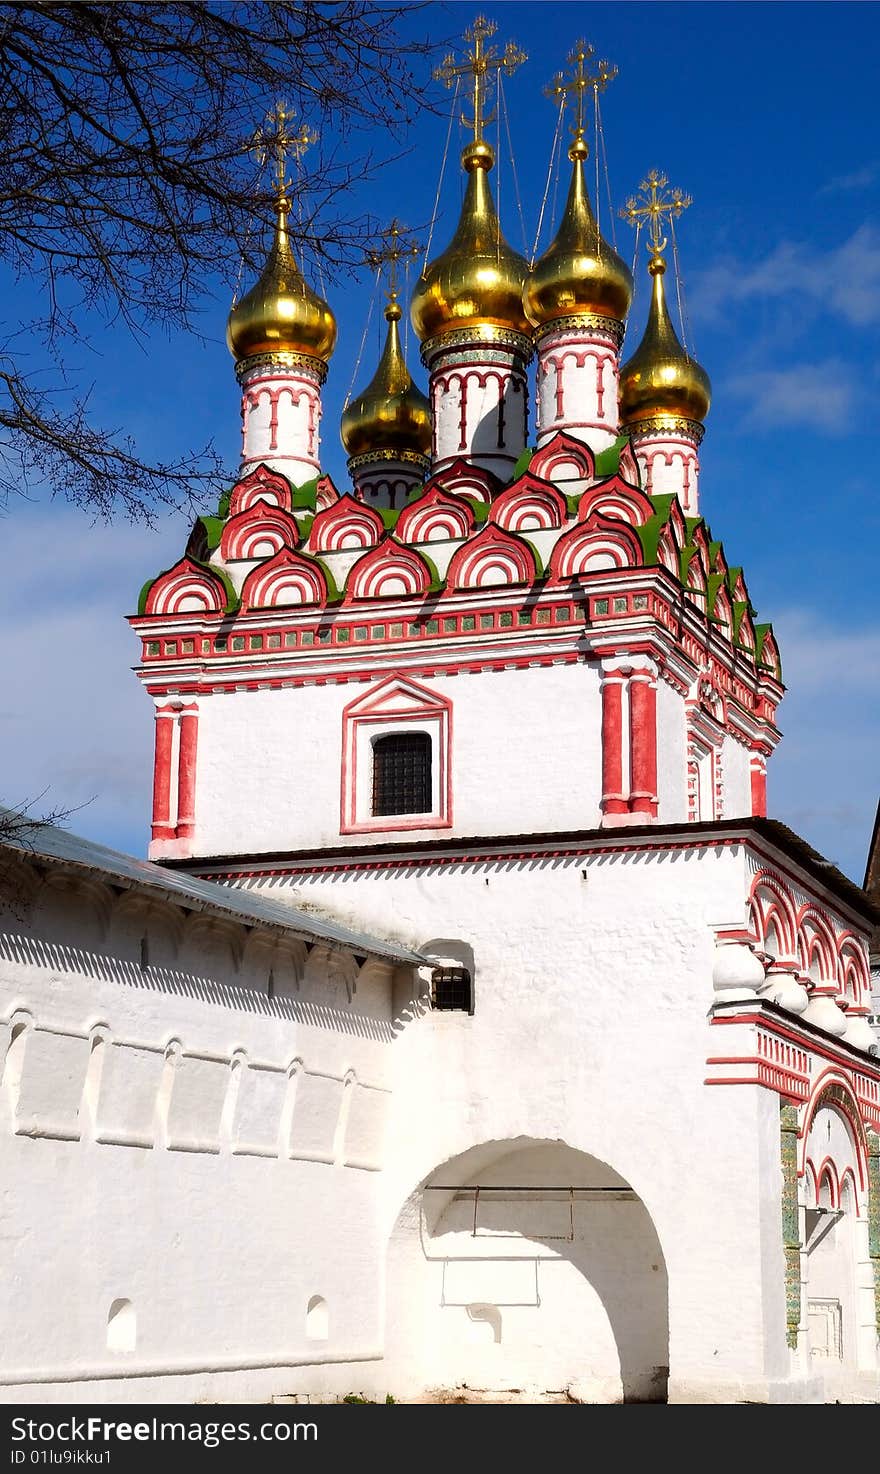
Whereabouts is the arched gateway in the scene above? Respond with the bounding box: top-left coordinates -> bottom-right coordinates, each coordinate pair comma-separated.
385,1138 -> 669,1402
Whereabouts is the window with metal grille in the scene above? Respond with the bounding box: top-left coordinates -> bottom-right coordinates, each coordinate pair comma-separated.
431,966 -> 472,1013
371,732 -> 432,817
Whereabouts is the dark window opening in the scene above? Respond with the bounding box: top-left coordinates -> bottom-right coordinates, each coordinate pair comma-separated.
372,732 -> 432,817
431,966 -> 472,1013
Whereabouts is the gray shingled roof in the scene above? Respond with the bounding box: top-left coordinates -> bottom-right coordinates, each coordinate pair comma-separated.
0,811 -> 423,966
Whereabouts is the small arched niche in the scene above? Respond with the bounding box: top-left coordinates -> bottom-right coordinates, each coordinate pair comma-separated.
306,1295 -> 328,1341
107,1298 -> 136,1353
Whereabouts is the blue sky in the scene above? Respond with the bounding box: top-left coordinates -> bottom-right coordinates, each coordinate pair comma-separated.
1,1 -> 878,881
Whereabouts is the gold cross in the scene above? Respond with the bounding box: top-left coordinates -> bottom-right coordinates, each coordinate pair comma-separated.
365,221 -> 421,303
434,15 -> 527,143
545,39 -> 618,148
254,101 -> 317,201
620,169 -> 692,254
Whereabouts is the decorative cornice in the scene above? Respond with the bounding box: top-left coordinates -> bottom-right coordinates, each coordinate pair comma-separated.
623,414 -> 705,445
235,351 -> 328,385
535,313 -> 624,349
347,449 -> 430,474
420,324 -> 534,366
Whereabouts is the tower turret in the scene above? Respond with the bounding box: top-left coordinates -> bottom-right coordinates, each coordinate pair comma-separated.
227,106 -> 336,487
410,17 -> 532,477
525,42 -> 633,455
619,170 -> 710,515
341,224 -> 431,506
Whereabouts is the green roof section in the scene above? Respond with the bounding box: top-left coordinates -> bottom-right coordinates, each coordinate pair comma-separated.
309,554 -> 341,603
593,434 -> 630,478
680,543 -> 700,585
754,623 -> 782,678
520,536 -> 546,580
197,515 -> 224,552
706,571 -> 727,618
421,547 -> 444,593
511,446 -> 535,479
635,508 -> 673,567
292,477 -> 319,511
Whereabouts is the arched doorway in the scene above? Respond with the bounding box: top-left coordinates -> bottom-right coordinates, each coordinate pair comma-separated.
802,1092 -> 869,1373
385,1138 -> 669,1402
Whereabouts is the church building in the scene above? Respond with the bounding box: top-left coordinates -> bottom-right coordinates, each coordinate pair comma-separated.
1,21 -> 878,1405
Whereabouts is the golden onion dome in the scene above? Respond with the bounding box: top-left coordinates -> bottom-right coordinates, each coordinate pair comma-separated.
619,252 -> 711,425
525,139 -> 633,327
340,299 -> 431,458
227,200 -> 337,363
410,140 -> 530,342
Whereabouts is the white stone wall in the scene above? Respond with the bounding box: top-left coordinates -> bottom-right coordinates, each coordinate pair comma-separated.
252,839 -> 821,1401
0,866 -> 399,1404
3,833 -> 875,1402
721,734 -> 752,819
188,663 -> 730,858
192,663 -> 607,857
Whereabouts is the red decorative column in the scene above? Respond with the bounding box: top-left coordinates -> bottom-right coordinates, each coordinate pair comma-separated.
750,754 -> 767,818
176,703 -> 199,841
600,668 -> 628,821
151,705 -> 176,842
629,667 -> 658,819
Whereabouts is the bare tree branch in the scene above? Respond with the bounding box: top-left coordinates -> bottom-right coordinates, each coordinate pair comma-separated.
0,1 -> 439,518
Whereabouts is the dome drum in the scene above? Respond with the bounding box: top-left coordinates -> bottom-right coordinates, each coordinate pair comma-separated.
347,447 -> 430,474
234,350 -> 328,386
419,325 -> 534,371
624,412 -> 706,445
533,312 -> 625,352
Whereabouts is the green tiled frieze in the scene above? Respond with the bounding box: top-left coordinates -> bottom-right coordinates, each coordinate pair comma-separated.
780,1102 -> 801,1349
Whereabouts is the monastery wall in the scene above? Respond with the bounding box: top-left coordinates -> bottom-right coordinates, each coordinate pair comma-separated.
0,868 -> 406,1404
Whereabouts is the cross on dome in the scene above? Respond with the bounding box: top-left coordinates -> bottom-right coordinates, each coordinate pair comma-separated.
621,169 -> 692,257
253,100 -> 317,204
366,220 -> 421,308
433,14 -> 527,146
545,38 -> 618,158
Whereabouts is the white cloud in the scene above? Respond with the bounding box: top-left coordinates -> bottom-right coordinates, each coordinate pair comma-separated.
768,608 -> 880,884
818,161 -> 880,196
689,224 -> 880,328
725,359 -> 856,432
0,507 -> 182,856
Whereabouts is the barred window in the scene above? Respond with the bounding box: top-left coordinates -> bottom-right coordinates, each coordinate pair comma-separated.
372,732 -> 432,817
431,966 -> 472,1013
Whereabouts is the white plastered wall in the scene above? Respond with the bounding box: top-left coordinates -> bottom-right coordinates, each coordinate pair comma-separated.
0,870 -> 400,1404
192,662 -> 607,857
253,839 -> 812,1402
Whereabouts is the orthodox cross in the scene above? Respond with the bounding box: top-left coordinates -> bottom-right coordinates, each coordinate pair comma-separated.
366,221 -> 421,305
545,39 -> 618,147
434,14 -> 527,142
620,169 -> 692,254
254,101 -> 317,200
